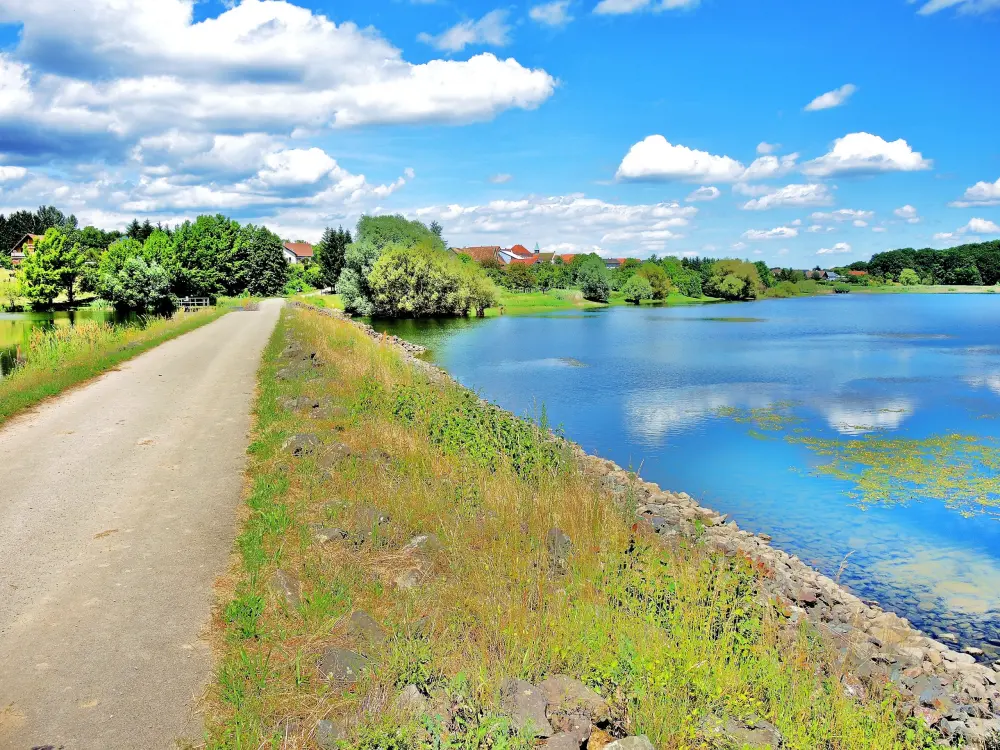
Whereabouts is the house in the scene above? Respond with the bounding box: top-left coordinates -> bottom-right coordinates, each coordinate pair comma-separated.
10,234 -> 43,266
283,241 -> 314,264
497,244 -> 536,264
804,269 -> 828,280
826,271 -> 842,281
454,246 -> 502,263
507,255 -> 540,266
848,270 -> 868,278
769,267 -> 783,277
604,258 -> 627,270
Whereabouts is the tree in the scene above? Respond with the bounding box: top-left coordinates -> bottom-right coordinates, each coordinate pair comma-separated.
17,228 -> 85,308
100,256 -> 174,312
230,224 -> 289,296
636,262 -> 671,300
898,268 -> 920,286
754,261 -> 775,288
704,259 -> 762,300
503,263 -> 537,292
429,220 -> 444,241
0,271 -> 21,311
366,241 -> 497,317
314,226 -> 352,288
621,274 -> 653,304
171,214 -> 241,298
577,257 -> 610,302
337,215 -> 445,315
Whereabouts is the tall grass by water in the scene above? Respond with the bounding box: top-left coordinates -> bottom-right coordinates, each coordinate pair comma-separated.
0,304 -> 231,424
203,305 -> 937,750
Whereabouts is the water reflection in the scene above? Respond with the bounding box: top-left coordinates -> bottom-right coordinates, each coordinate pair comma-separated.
822,397 -> 915,435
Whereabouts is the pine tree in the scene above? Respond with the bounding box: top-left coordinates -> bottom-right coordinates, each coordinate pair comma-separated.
315,226 -> 352,288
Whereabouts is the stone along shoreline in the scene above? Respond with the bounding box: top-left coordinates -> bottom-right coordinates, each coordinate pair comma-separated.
291,302 -> 1000,748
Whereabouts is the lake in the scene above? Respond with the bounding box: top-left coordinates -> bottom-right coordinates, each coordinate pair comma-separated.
375,294 -> 1000,656
0,308 -> 133,377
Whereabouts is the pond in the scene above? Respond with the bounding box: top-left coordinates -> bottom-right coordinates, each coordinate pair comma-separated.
0,308 -> 135,377
374,294 -> 1000,656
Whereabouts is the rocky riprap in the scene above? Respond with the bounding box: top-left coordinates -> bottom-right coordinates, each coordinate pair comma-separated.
290,300 -> 1000,747
584,452 -> 1000,747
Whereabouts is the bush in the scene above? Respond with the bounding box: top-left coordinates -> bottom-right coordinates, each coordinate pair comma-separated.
621,274 -> 654,304
367,242 -> 498,317
764,281 -> 799,299
899,268 -> 920,286
636,262 -> 671,300
100,256 -> 175,312
704,259 -> 761,300
834,283 -> 851,294
577,257 -> 610,302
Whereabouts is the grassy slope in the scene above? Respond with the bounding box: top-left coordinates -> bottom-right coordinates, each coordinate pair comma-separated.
204,305 -> 932,750
0,305 -> 231,425
489,289 -> 715,316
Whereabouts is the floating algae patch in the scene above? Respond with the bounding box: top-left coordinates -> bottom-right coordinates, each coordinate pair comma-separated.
792,432 -> 1000,519
557,357 -> 588,367
700,316 -> 767,323
715,401 -> 803,433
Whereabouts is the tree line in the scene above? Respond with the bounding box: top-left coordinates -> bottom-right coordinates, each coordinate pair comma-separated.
847,241 -> 1000,286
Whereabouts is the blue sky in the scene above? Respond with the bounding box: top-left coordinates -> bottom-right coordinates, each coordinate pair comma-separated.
0,0 -> 998,265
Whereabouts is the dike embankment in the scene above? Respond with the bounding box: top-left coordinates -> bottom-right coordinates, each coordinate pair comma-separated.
291,302 -> 1000,748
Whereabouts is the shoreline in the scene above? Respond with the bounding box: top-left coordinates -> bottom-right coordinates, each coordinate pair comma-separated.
293,300 -> 1000,747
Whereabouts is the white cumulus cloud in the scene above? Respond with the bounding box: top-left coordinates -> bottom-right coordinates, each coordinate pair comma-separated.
594,0 -> 700,14
418,10 -> 511,52
951,177 -> 1000,208
811,209 -> 874,222
913,0 -> 1000,14
0,165 -> 27,181
685,186 -> 720,202
742,226 -> 798,240
894,204 -> 921,223
617,135 -> 746,182
961,218 -> 1000,234
756,142 -> 779,155
817,242 -> 852,255
530,0 -> 573,26
804,84 -> 857,112
803,132 -> 931,177
741,183 -> 834,210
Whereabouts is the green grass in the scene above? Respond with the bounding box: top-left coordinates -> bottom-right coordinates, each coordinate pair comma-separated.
204,306 -> 935,750
291,292 -> 344,310
488,288 -> 715,316
0,303 -> 232,425
854,284 -> 1000,295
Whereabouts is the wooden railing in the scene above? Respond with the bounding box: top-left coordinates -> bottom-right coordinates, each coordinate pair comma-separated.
178,297 -> 212,311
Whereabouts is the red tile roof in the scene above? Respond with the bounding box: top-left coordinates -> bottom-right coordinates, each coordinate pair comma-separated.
509,244 -> 532,257
848,270 -> 868,276
455,246 -> 501,263
284,241 -> 314,258
558,253 -> 577,264
508,255 -> 540,266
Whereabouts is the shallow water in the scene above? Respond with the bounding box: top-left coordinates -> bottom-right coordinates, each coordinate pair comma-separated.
0,308 -> 135,376
375,295 -> 1000,654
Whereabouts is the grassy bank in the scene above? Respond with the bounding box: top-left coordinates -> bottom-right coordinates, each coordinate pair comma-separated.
204,305 -> 932,750
489,288 -> 716,315
0,304 -> 233,425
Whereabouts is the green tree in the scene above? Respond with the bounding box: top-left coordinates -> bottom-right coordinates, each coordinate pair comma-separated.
636,262 -> 671,300
503,263 -> 537,292
577,257 -> 610,302
337,215 -> 445,316
17,228 -> 85,308
754,261 -> 775,288
230,224 -> 289,296
315,226 -> 352,288
0,271 -> 20,311
704,259 -> 762,300
170,214 -> 241,298
621,274 -> 653,304
367,241 -> 497,317
898,268 -> 920,286
101,256 -> 174,312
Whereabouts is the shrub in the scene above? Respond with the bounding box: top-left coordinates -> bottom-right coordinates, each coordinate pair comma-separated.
899,268 -> 920,286
621,274 -> 654,304
100,256 -> 175,312
834,283 -> 852,294
636,262 -> 671,300
577,257 -> 610,302
704,259 -> 761,300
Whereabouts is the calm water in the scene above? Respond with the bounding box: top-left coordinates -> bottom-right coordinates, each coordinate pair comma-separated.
375,295 -> 1000,654
0,308 -> 133,376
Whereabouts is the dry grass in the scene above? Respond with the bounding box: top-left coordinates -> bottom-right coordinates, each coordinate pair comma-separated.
202,306 -> 935,750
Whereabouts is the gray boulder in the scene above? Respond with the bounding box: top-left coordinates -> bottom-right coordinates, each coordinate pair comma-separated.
500,678 -> 554,737
546,528 -> 573,575
315,718 -> 346,749
395,684 -> 429,715
312,526 -> 348,544
282,433 -> 320,457
538,675 -> 609,723
604,737 -> 656,750
346,610 -> 388,646
269,569 -> 301,609
319,647 -> 369,684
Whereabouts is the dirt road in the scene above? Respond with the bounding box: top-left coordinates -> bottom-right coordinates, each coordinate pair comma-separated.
0,300 -> 282,750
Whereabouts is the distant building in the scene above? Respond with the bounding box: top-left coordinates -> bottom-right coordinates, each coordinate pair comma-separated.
604,258 -> 627,270
454,246 -> 502,263
10,234 -> 43,266
497,245 -> 536,264
804,269 -> 828,280
769,267 -> 783,277
848,270 -> 868,277
283,241 -> 314,264
826,270 -> 842,281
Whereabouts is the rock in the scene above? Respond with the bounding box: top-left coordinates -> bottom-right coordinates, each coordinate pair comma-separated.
269,569 -> 301,608
546,528 -> 573,575
537,675 -> 610,723
963,646 -> 985,657
545,733 -> 585,750
793,587 -> 819,606
318,442 -> 355,469
282,396 -> 319,411
312,526 -> 348,544
550,714 -> 592,743
395,684 -> 428,714
319,648 -> 369,684
282,433 -> 320,457
355,504 -> 390,532
315,718 -> 346,749
704,717 -> 782,748
588,728 -> 615,750
395,569 -> 422,590
499,678 -> 554,737
604,737 -> 656,750
346,610 -> 387,646
402,533 -> 441,555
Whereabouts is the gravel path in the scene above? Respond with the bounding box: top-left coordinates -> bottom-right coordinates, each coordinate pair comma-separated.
0,300 -> 282,750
